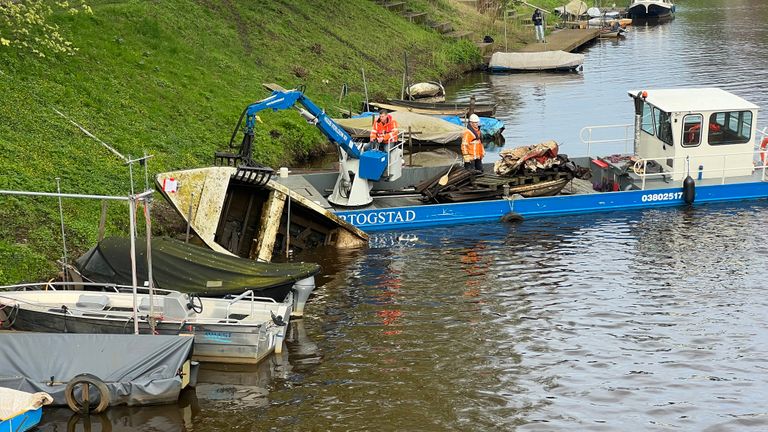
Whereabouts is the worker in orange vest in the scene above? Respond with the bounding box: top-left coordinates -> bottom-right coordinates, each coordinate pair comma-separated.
369,108 -> 399,150
461,114 -> 484,171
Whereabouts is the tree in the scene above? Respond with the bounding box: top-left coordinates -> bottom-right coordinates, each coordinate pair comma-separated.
0,0 -> 92,57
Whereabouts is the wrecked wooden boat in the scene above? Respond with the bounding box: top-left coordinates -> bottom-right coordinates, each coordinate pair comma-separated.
74,236 -> 320,316
155,166 -> 368,262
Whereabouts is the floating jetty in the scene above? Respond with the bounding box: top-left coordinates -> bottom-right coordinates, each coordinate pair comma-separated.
517,28 -> 600,53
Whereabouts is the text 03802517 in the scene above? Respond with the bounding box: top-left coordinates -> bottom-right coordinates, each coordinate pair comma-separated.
641,192 -> 683,202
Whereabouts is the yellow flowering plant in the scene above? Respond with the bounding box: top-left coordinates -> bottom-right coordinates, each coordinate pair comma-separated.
0,0 -> 92,57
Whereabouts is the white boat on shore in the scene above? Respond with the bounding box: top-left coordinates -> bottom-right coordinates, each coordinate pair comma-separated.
488,51 -> 584,73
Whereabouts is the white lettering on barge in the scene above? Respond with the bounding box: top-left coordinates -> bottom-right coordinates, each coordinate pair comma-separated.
338,210 -> 417,226
641,192 -> 683,203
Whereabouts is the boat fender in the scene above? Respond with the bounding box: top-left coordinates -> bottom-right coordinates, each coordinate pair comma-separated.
760,137 -> 768,164
683,175 -> 695,205
501,212 -> 524,223
64,373 -> 111,414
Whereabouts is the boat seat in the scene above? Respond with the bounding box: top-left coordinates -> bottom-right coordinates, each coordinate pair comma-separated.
75,294 -> 110,310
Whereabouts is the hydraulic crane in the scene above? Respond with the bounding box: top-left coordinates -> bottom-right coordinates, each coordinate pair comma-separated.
227,87 -> 403,207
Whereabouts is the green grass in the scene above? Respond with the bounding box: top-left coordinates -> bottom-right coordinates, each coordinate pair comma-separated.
0,0 -> 490,283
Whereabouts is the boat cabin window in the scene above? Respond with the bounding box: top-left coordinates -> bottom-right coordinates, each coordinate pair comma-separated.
708,111 -> 753,145
682,114 -> 703,147
653,107 -> 673,145
641,103 -> 654,135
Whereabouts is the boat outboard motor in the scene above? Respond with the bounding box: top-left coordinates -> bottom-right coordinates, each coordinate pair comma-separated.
683,175 -> 695,205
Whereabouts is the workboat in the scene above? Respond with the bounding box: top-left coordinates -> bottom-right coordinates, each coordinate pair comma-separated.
0,282 -> 293,364
74,236 -> 319,315
157,88 -> 768,243
627,0 -> 675,21
488,51 -> 585,73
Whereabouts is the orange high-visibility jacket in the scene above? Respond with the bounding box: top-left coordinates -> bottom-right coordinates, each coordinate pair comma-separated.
370,114 -> 399,143
461,125 -> 484,160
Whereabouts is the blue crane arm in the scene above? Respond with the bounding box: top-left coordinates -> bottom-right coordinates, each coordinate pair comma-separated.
242,89 -> 362,158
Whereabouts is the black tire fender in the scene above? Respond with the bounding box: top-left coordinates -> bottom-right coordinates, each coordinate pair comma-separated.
64,373 -> 111,414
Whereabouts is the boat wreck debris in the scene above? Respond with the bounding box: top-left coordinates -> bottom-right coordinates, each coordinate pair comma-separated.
156,166 -> 368,262
416,143 -> 590,203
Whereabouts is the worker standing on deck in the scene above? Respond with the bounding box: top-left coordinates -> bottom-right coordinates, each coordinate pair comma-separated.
461,114 -> 484,171
532,8 -> 545,43
370,108 -> 399,150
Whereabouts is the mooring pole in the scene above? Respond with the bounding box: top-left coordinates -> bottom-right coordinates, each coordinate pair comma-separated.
55,178 -> 69,281
128,196 -> 139,335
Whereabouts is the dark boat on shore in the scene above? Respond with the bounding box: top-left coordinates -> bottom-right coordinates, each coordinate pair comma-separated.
370,99 -> 497,117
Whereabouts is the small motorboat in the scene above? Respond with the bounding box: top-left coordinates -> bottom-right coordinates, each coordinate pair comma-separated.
0,282 -> 294,364
599,26 -> 628,38
0,388 -> 52,432
489,51 -> 585,73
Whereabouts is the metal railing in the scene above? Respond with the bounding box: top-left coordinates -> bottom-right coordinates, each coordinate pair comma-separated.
225,290 -> 277,322
579,124 -> 634,156
630,150 -> 767,190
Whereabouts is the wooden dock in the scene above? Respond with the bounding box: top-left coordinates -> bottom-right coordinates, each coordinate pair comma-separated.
517,29 -> 599,53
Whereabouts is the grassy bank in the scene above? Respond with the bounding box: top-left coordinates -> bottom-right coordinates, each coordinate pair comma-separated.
0,0 -> 500,282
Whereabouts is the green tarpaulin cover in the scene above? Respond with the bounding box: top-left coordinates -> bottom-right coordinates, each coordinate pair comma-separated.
75,237 -> 320,298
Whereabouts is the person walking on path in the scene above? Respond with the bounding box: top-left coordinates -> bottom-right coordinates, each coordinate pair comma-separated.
532,8 -> 545,43
461,114 -> 484,171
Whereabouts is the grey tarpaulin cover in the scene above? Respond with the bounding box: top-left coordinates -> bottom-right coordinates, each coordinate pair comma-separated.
75,237 -> 320,298
0,333 -> 193,407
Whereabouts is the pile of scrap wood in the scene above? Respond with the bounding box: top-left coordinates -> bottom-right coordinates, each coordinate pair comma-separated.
494,141 -> 591,180
416,165 -> 576,203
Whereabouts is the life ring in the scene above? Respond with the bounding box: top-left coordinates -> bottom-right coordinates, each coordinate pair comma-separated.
760,137 -> 768,164
64,373 -> 110,414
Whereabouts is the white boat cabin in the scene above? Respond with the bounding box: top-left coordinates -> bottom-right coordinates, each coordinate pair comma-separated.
629,88 -> 758,181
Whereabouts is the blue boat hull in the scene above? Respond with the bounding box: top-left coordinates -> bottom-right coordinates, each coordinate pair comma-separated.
336,182 -> 768,231
1,407 -> 43,432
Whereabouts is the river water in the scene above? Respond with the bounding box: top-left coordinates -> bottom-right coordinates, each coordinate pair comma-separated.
40,1 -> 768,431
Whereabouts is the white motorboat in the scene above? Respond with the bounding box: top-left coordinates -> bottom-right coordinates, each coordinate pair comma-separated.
0,282 -> 292,364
